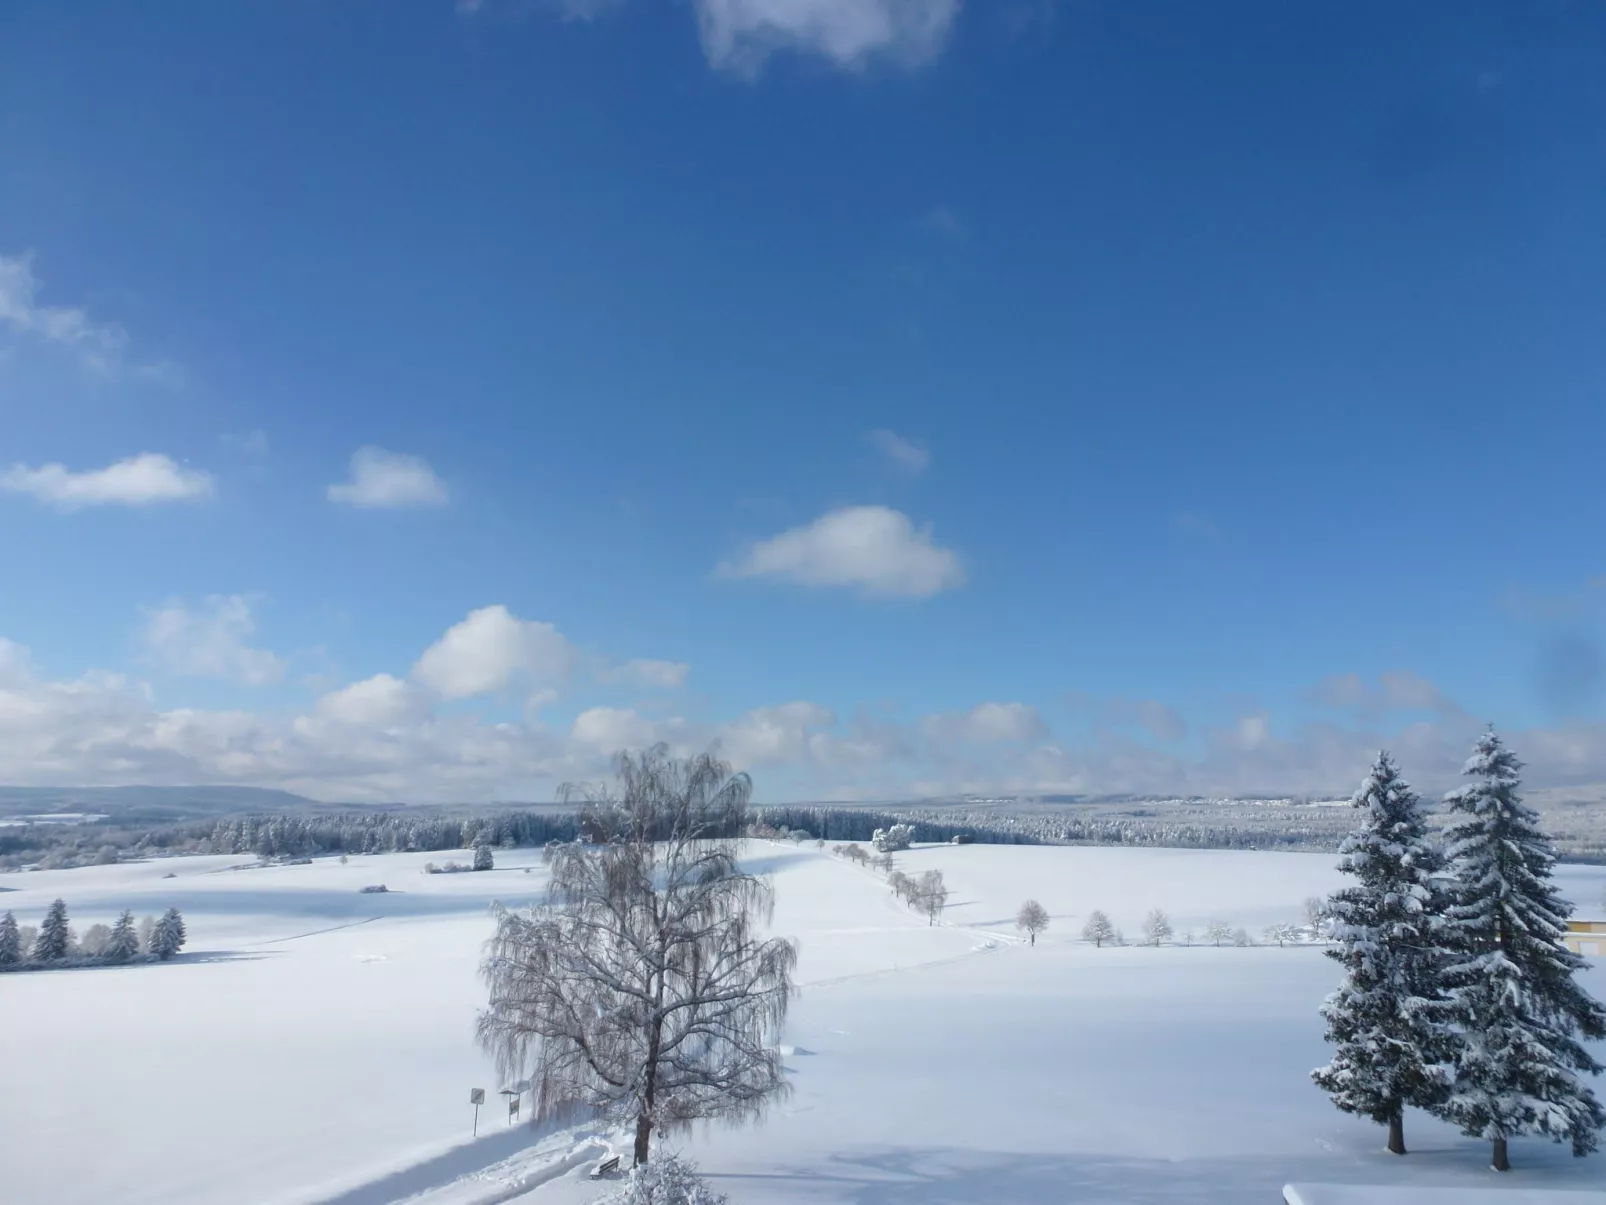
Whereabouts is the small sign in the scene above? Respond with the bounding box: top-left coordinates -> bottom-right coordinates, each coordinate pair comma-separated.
470,1088 -> 485,1106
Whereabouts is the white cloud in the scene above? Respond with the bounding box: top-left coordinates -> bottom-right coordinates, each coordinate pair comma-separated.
718,505 -> 964,598
327,447 -> 448,509
412,605 -> 576,700
924,701 -> 1048,744
866,428 -> 931,475
0,253 -> 130,373
719,701 -> 835,767
597,659 -> 690,690
572,706 -> 669,751
315,674 -> 424,727
2,453 -> 214,510
695,0 -> 960,73
142,596 -> 283,686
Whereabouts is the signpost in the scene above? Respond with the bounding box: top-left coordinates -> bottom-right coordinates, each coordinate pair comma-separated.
470,1088 -> 485,1136
500,1087 -> 521,1124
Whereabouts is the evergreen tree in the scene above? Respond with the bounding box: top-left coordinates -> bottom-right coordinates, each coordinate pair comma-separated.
33,898 -> 70,962
0,910 -> 20,967
1434,730 -> 1605,1171
148,908 -> 187,960
473,841 -> 494,872
104,910 -> 141,963
1312,752 -> 1449,1155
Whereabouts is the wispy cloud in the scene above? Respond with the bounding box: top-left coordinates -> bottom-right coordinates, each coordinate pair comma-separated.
866,428 -> 931,475
917,205 -> 967,241
696,0 -> 960,73
597,658 -> 691,690
1,453 -> 214,510
0,253 -> 179,381
718,504 -> 964,599
1170,511 -> 1223,543
471,0 -> 961,75
142,595 -> 283,686
327,447 -> 448,509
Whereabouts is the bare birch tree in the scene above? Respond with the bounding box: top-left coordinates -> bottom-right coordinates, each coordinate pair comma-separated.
478,746 -> 797,1167
915,869 -> 948,925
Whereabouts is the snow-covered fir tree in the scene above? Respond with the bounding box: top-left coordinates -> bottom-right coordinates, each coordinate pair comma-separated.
33,898 -> 70,962
0,910 -> 20,966
1082,910 -> 1114,947
1311,751 -> 1449,1155
104,910 -> 141,963
148,908 -> 187,960
473,842 -> 494,871
1434,730 -> 1606,1171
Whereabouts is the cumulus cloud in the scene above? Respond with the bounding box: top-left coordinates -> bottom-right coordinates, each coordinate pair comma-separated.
924,701 -> 1048,744
315,674 -> 425,727
597,659 -> 690,690
411,605 -> 576,700
572,706 -> 670,752
2,453 -> 214,510
142,596 -> 283,686
866,428 -> 931,475
695,0 -> 960,73
718,505 -> 964,598
327,447 -> 448,509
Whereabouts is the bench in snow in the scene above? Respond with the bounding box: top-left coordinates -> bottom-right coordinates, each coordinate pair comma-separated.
590,1154 -> 621,1179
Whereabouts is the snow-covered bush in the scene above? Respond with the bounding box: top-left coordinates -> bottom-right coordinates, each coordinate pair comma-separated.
601,1155 -> 728,1205
359,884 -> 389,893
871,824 -> 914,854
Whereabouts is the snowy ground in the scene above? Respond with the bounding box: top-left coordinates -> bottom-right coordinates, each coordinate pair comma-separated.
2,843 -> 1603,1205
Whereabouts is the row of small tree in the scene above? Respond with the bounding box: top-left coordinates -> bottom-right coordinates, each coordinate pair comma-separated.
0,900 -> 186,969
1313,732 -> 1605,1171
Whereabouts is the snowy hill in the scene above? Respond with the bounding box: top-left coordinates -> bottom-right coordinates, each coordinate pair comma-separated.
0,843 -> 1602,1205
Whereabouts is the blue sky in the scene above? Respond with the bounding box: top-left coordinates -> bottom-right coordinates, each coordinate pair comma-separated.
1,0 -> 1604,802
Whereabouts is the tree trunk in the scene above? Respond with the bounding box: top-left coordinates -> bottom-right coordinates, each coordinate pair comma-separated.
1386,1110 -> 1405,1156
1491,1137 -> 1509,1172
1029,932 -> 1035,946
633,1114 -> 653,1167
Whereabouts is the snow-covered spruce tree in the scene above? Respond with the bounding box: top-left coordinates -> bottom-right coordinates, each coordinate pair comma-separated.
148,908 -> 186,960
1082,910 -> 1114,947
1434,730 -> 1605,1171
478,746 -> 797,1167
1142,909 -> 1173,947
473,842 -> 494,872
1311,751 -> 1449,1156
33,899 -> 70,962
0,911 -> 20,967
1016,900 -> 1049,946
104,911 -> 141,964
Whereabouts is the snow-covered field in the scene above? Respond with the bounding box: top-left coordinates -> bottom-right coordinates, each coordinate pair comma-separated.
2,843 -> 1603,1205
